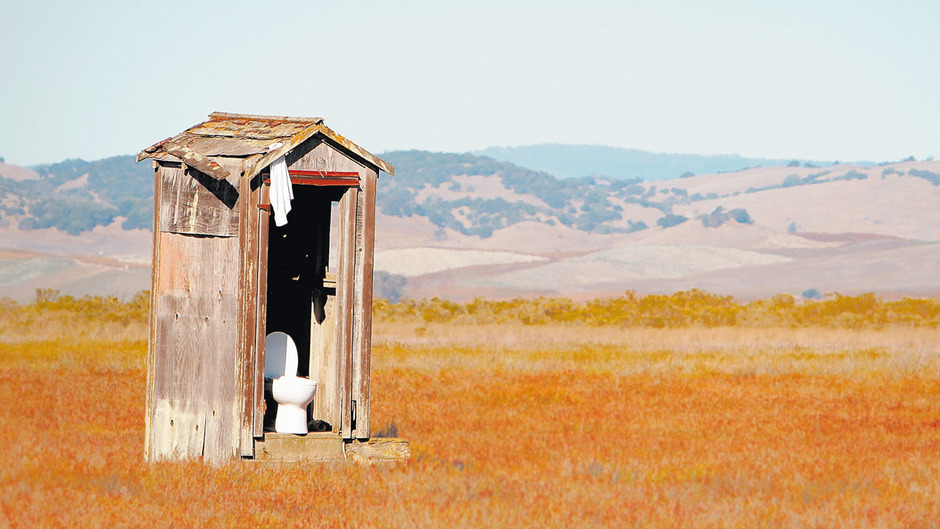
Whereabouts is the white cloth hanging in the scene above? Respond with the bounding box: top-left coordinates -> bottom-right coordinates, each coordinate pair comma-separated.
268,144 -> 293,227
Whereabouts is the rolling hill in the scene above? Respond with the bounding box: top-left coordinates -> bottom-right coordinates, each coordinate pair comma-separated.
475,144 -> 828,180
0,150 -> 937,302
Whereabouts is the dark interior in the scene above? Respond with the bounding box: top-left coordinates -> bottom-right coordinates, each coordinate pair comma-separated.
264,185 -> 341,378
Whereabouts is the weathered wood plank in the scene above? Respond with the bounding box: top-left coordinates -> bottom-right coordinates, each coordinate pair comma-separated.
236,158 -> 256,457
308,193 -> 338,433
337,186 -> 358,438
251,435 -> 408,463
311,295 -> 338,432
161,140 -> 230,180
253,178 -> 270,438
149,232 -> 241,462
351,169 -> 377,439
145,161 -> 164,461
345,438 -> 411,463
253,432 -> 344,462
159,166 -> 240,237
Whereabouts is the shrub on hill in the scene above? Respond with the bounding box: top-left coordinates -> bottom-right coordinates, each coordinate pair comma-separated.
909,169 -> 940,186
782,174 -> 802,187
698,206 -> 752,227
373,272 -> 407,304
837,170 -> 868,181
657,213 -> 688,228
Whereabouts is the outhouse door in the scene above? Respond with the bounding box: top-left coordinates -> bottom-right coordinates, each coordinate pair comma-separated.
251,161 -> 377,443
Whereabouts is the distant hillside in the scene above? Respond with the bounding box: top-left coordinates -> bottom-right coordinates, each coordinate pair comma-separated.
379,150 -> 648,237
0,150 -> 935,242
0,155 -> 152,234
476,144 -> 827,181
1,149 -> 939,302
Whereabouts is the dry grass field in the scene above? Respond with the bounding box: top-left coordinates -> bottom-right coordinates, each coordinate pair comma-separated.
1,292 -> 938,527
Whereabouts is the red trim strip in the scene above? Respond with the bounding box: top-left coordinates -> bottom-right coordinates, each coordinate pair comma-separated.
262,170 -> 361,186
289,170 -> 359,178
290,177 -> 359,186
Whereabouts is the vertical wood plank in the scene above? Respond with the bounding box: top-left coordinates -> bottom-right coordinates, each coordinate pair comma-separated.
236,160 -> 256,457
308,193 -> 338,432
254,178 -> 271,437
337,186 -> 358,438
351,169 -> 377,439
145,160 -> 164,461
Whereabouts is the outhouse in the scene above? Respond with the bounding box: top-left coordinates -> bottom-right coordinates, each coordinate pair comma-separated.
138,112 -> 401,462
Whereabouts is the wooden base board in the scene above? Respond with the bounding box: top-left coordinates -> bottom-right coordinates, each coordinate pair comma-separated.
251,433 -> 409,463
345,438 -> 411,463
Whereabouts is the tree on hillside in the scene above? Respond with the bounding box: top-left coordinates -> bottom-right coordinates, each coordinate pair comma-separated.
373,271 -> 407,303
782,174 -> 802,187
657,214 -> 688,228
699,206 -> 753,228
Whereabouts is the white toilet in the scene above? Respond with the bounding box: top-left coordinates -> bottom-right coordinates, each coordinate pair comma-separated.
265,332 -> 318,434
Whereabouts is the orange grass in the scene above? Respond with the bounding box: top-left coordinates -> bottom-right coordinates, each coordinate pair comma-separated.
1,318 -> 939,526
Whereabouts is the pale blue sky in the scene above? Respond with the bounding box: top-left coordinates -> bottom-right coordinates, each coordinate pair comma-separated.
1,0 -> 937,166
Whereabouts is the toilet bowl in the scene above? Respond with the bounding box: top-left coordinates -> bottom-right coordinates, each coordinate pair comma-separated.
265,332 -> 317,434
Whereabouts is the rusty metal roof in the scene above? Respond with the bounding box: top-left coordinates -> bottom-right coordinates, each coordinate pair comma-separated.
138,112 -> 394,180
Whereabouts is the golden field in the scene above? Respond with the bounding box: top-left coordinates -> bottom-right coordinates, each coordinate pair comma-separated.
1,291 -> 938,527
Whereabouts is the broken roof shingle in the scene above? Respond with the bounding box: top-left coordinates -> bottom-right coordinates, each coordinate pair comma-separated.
138,112 -> 394,180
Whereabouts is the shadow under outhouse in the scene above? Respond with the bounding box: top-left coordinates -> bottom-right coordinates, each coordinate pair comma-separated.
138,112 -> 406,463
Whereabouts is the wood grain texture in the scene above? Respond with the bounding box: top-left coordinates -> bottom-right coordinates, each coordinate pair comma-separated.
337,186 -> 358,438
159,165 -> 240,237
253,432 -> 345,462
235,157 -> 256,457
351,169 -> 378,439
144,161 -> 164,461
307,192 -> 338,432
253,179 -> 270,438
345,438 -> 411,463
149,232 -> 241,463
161,140 -> 231,180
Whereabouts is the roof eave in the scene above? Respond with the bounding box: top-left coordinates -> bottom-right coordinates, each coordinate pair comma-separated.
243,123 -> 395,180
138,113 -> 395,179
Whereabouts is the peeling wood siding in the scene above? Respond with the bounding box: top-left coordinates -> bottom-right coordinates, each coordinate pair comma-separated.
159,166 -> 240,237
351,168 -> 378,439
235,158 -> 259,457
162,141 -> 230,180
252,180 -> 271,438
144,161 -> 163,461
149,231 -> 241,462
337,185 -> 358,438
306,191 -> 337,432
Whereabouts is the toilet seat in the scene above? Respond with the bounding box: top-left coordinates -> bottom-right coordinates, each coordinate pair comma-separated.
265,331 -> 298,379
265,332 -> 317,434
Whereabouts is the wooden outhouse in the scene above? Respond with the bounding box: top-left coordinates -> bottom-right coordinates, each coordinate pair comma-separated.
138,112 -> 398,462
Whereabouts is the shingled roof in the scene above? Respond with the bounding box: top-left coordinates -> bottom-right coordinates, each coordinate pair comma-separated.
138,112 -> 394,180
